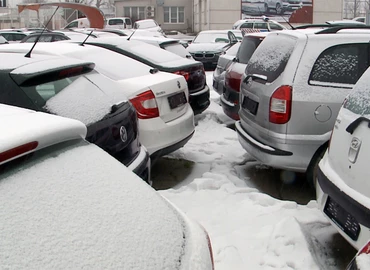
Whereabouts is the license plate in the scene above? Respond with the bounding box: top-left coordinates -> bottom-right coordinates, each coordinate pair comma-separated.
324,197 -> 360,241
242,96 -> 259,115
168,92 -> 187,109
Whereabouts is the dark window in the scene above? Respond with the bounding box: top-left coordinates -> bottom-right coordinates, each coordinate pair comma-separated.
14,34 -> 26,41
53,35 -> 67,41
254,22 -> 268,30
240,22 -> 253,29
246,34 -> 296,83
108,19 -> 124,25
237,36 -> 264,64
309,43 -> 369,85
269,23 -> 284,30
65,21 -> 78,28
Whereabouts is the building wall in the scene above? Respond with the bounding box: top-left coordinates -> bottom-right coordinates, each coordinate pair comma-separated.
193,0 -> 240,32
114,0 -> 192,32
313,0 -> 343,23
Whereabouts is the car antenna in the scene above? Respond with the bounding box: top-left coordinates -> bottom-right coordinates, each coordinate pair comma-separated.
127,28 -> 137,41
80,30 -> 94,46
280,14 -> 295,30
25,7 -> 59,58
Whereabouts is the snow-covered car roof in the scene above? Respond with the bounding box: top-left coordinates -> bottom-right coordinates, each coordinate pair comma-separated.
0,43 -> 153,80
0,105 -> 213,268
0,104 -> 86,165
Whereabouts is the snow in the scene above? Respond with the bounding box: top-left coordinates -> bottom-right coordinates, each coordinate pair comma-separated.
0,142 -> 186,269
357,253 -> 370,269
158,72 -> 350,270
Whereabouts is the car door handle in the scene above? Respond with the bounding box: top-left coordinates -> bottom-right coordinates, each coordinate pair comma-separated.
346,116 -> 370,134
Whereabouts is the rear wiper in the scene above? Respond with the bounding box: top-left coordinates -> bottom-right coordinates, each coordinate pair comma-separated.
346,116 -> 370,134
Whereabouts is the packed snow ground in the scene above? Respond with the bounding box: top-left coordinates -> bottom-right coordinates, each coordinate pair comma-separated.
159,72 -> 354,270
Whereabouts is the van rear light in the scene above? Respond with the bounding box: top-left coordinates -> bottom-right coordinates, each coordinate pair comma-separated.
174,70 -> 190,81
129,90 -> 159,119
269,85 -> 292,124
0,141 -> 38,163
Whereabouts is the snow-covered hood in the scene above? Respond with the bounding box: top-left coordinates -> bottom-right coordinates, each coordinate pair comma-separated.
187,43 -> 228,53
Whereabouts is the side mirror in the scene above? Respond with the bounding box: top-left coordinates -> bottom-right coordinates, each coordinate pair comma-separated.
232,57 -> 238,62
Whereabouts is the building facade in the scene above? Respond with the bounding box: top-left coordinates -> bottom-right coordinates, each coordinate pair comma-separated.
313,0 -> 343,22
113,0 -> 193,32
193,0 -> 240,32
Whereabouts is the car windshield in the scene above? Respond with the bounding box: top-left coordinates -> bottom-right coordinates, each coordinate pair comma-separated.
193,32 -> 230,43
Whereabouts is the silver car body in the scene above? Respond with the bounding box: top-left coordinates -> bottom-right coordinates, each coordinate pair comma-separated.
236,28 -> 370,172
212,42 -> 241,95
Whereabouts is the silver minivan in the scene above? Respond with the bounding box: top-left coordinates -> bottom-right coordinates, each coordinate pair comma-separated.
235,27 -> 370,184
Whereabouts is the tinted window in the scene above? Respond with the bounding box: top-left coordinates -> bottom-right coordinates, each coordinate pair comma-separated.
240,23 -> 253,29
53,35 -> 68,41
14,34 -> 26,41
309,44 -> 368,86
66,21 -> 78,28
108,19 -> 124,25
254,22 -> 268,30
237,36 -> 264,64
246,34 -> 296,83
269,23 -> 284,30
125,18 -> 131,26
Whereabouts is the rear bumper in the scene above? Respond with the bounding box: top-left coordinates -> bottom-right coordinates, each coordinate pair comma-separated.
127,145 -> 151,185
316,162 -> 370,250
139,104 -> 195,157
189,85 -> 210,115
212,70 -> 225,95
235,120 -> 323,172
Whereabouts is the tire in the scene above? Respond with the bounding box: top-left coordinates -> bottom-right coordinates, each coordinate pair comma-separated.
306,145 -> 327,190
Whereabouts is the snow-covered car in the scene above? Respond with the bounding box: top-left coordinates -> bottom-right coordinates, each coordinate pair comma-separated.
0,104 -> 214,269
0,35 -> 8,45
0,52 -> 150,182
0,43 -> 195,159
133,19 -> 163,34
316,66 -> 370,250
212,42 -> 241,95
187,30 -> 242,70
83,37 -> 210,115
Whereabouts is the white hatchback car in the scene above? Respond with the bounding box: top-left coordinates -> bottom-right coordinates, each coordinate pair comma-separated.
0,43 -> 195,159
317,67 -> 370,250
0,104 -> 214,269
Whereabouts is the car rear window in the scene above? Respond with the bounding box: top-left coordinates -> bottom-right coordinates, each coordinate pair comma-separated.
237,36 -> 264,64
343,69 -> 370,116
245,34 -> 296,83
163,43 -> 189,58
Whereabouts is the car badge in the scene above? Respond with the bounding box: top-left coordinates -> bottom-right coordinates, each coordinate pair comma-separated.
348,137 -> 362,163
120,126 -> 128,143
177,81 -> 181,89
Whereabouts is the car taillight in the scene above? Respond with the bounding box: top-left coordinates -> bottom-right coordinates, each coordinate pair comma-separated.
225,70 -> 242,93
0,141 -> 38,163
129,90 -> 159,119
269,85 -> 292,124
174,70 -> 190,81
359,241 -> 370,255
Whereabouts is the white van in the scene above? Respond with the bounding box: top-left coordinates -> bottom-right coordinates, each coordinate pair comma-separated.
64,17 -> 132,30
105,17 -> 132,29
64,18 -> 90,29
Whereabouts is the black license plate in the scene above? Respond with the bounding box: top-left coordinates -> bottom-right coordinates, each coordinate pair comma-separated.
324,196 -> 360,241
242,96 -> 259,115
168,92 -> 187,109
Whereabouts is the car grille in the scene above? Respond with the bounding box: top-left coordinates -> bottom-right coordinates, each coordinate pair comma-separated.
194,53 -> 215,58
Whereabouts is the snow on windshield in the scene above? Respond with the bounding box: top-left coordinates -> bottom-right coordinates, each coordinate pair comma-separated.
0,141 -> 184,269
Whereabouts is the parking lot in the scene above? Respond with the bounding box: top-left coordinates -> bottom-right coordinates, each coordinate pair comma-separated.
151,73 -> 357,270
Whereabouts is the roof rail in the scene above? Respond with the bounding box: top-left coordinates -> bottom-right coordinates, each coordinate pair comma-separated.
315,24 -> 370,34
294,23 -> 333,29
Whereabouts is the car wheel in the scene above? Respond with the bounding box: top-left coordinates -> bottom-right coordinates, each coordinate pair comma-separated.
306,145 -> 327,190
276,3 -> 284,15
264,3 -> 270,13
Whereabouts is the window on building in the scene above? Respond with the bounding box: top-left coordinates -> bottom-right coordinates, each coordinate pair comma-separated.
124,7 -> 145,22
164,7 -> 185,24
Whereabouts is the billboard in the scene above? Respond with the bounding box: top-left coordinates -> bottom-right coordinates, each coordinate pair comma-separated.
241,0 -> 313,23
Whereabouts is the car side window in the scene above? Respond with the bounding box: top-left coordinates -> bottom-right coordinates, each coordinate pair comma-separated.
309,43 -> 369,86
240,22 -> 253,29
254,22 -> 268,30
269,23 -> 284,30
53,35 -> 67,41
15,34 -> 25,41
39,36 -> 53,42
66,21 -> 78,28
